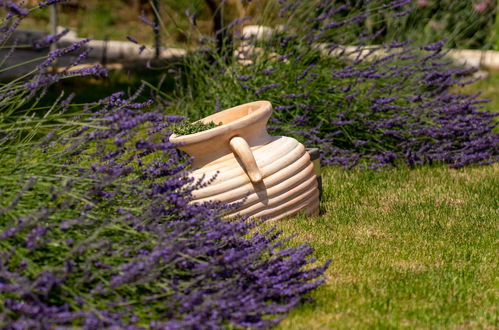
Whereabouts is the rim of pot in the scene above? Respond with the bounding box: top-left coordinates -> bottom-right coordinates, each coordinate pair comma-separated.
169,100 -> 272,145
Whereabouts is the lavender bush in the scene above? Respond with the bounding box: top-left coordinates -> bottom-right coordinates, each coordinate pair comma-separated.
1,102 -> 328,328
161,0 -> 498,169
1,2 -> 328,328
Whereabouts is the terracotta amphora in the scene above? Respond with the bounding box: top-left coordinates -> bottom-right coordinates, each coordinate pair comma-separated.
169,101 -> 319,221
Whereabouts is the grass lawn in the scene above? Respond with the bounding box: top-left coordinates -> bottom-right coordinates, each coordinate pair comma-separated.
270,163 -> 498,329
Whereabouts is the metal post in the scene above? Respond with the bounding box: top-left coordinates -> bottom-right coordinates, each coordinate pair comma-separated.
49,4 -> 58,52
205,0 -> 233,59
153,0 -> 160,59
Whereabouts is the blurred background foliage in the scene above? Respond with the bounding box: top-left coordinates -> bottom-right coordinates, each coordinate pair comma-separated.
14,0 -> 498,49
372,0 -> 498,49
3,0 -> 498,108
18,0 -> 224,47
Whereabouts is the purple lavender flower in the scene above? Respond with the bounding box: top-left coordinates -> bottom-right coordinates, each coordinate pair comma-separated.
296,64 -> 315,82
185,9 -> 197,26
33,28 -> 70,49
393,7 -> 414,18
278,53 -> 293,62
238,81 -> 250,90
262,67 -> 275,75
139,10 -> 159,31
38,0 -> 67,8
36,38 -> 91,72
422,40 -> 446,52
256,83 -> 283,95
0,1 -> 29,17
282,93 -> 307,99
126,35 -> 138,44
227,16 -> 251,30
237,74 -> 253,81
0,18 -> 21,45
66,65 -> 108,78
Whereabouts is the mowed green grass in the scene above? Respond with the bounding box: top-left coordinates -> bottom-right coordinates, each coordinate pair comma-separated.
271,164 -> 498,329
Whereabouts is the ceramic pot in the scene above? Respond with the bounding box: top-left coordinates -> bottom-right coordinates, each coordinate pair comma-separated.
170,101 -> 319,221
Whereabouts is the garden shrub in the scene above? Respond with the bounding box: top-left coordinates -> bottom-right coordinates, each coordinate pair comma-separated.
161,0 -> 498,169
0,2 -> 329,328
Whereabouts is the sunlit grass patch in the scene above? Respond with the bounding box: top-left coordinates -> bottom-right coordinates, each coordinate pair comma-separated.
267,163 -> 498,329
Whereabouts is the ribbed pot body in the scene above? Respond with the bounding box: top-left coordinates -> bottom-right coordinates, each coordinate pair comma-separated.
170,101 -> 319,221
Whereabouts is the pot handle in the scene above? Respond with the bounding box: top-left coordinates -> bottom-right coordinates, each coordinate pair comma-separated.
229,136 -> 263,183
